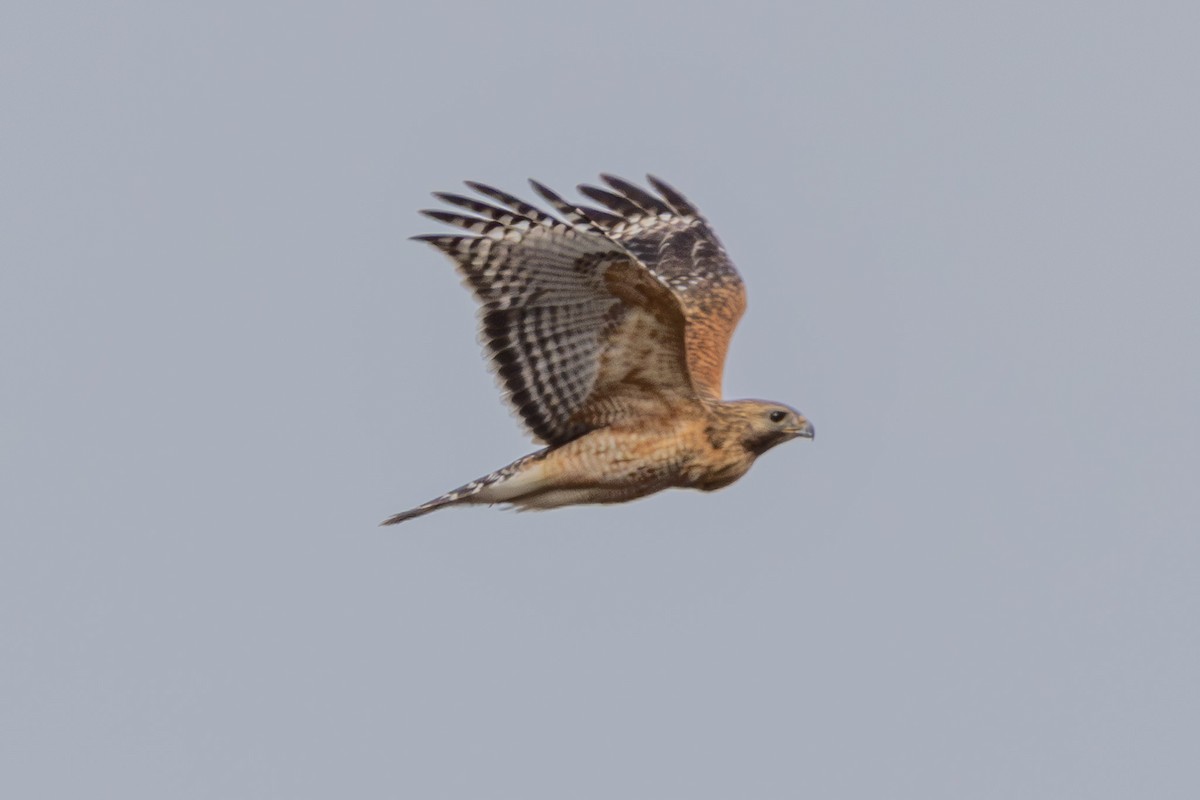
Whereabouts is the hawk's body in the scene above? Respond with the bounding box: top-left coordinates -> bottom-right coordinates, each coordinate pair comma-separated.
384,175 -> 813,525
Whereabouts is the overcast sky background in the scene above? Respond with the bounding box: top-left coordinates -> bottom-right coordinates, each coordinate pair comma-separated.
3,2 -> 1199,798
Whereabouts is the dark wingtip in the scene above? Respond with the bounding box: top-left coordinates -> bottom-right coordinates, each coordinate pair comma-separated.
577,183 -> 641,216
599,173 -> 670,213
409,234 -> 460,251
645,174 -> 699,216
464,179 -> 499,195
645,173 -> 672,191
528,178 -> 556,200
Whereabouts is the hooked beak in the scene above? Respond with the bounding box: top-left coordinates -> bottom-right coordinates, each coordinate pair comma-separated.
791,418 -> 815,440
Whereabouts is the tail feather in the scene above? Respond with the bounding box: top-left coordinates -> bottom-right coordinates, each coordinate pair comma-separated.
379,480 -> 486,526
380,498 -> 457,526
380,449 -> 549,526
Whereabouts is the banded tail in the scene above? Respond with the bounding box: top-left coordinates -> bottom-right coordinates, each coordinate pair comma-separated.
381,450 -> 549,526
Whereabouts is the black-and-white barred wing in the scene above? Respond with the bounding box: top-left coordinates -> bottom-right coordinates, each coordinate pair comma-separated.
415,182 -> 690,445
550,175 -> 748,400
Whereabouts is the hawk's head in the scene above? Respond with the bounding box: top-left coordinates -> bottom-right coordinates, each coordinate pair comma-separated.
719,400 -> 814,456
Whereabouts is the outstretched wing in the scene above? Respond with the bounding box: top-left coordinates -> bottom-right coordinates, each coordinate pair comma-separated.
565,175 -> 747,400
415,182 -> 696,446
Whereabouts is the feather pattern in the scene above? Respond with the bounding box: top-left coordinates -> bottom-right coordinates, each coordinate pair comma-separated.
413,175 -> 745,446
574,175 -> 747,398
383,174 -> 812,526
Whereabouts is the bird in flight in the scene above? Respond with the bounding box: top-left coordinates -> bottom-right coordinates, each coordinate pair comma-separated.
383,174 -> 813,525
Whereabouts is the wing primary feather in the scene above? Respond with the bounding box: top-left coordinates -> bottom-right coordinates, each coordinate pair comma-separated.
600,174 -> 672,214
409,234 -> 464,255
645,174 -> 701,217
432,192 -> 534,227
419,209 -> 503,235
577,184 -> 643,217
528,179 -> 607,235
464,181 -> 560,226
575,205 -> 624,228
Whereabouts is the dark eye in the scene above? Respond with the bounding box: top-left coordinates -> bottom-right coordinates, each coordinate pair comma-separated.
768,410 -> 787,423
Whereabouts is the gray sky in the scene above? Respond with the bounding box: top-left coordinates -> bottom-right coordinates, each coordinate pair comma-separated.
3,2 -> 1199,798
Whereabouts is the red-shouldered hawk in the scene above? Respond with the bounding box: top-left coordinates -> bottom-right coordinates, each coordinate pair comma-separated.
383,175 -> 813,525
